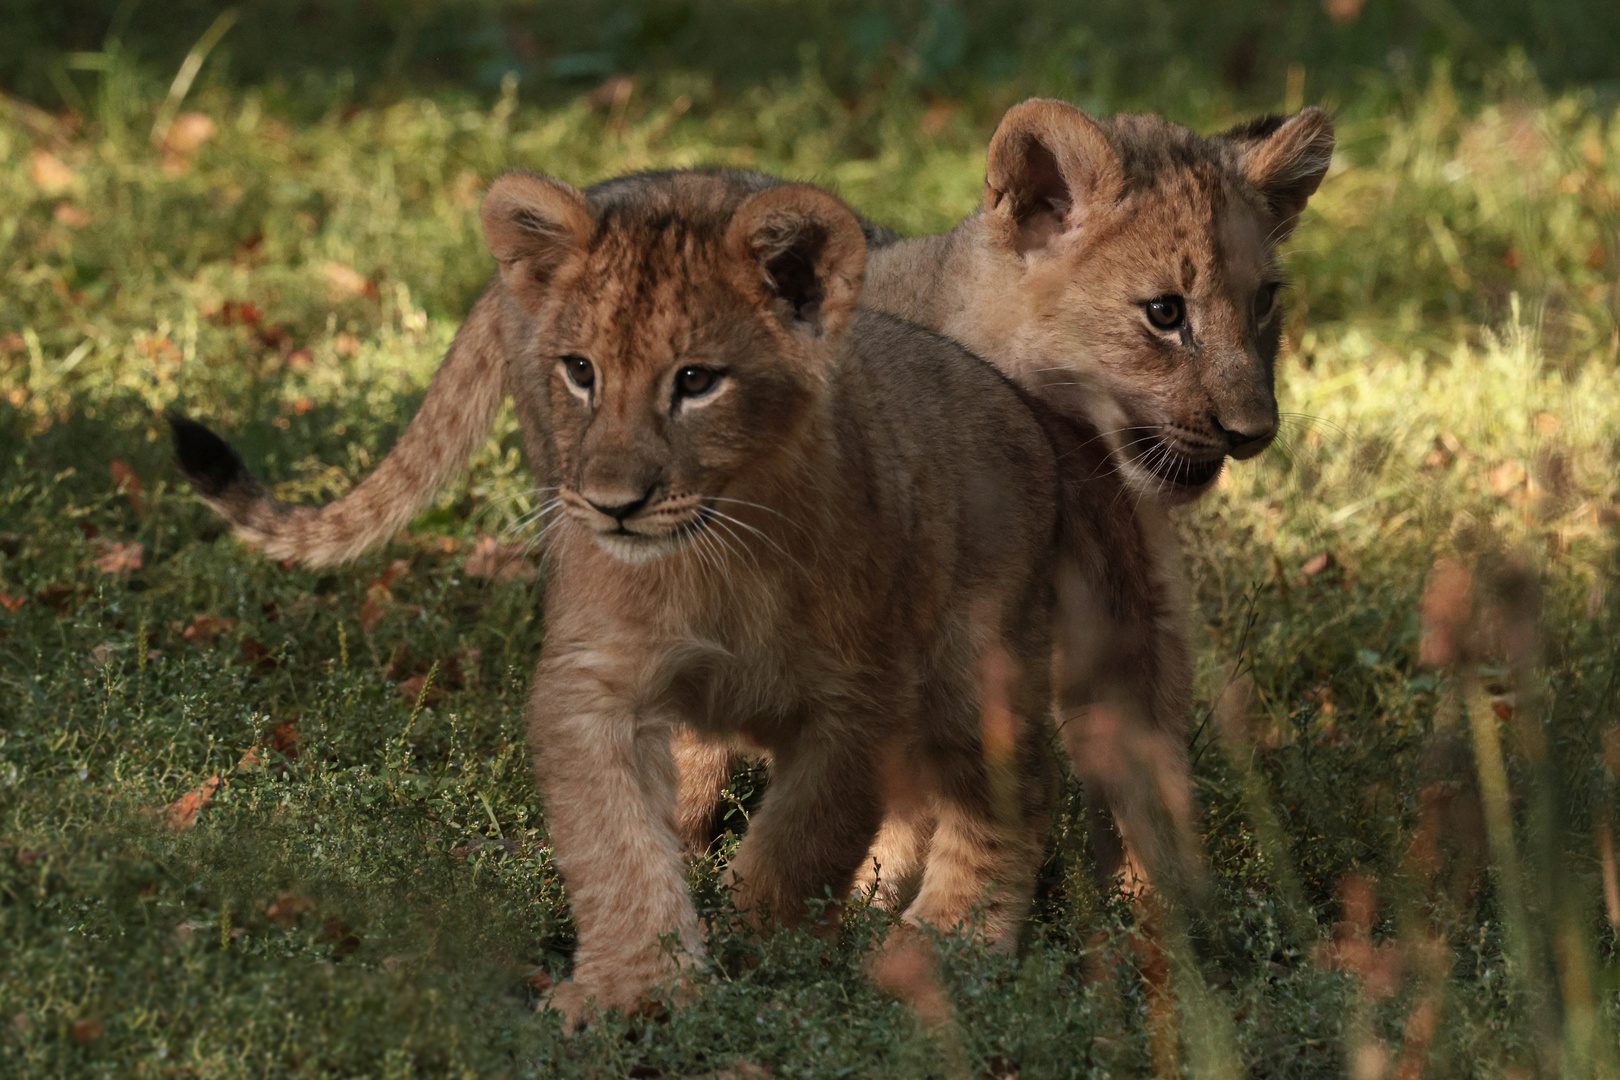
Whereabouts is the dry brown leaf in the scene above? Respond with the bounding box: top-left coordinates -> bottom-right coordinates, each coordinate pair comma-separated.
53,202 -> 92,228
920,101 -> 957,135
109,460 -> 145,513
29,149 -> 75,194
181,613 -> 236,646
71,1018 -> 103,1046
1302,551 -> 1336,578
240,637 -> 278,671
321,261 -> 377,301
1487,460 -> 1526,497
164,111 -> 216,155
94,541 -> 144,575
266,892 -> 315,925
0,593 -> 23,613
321,917 -> 361,957
164,775 -> 225,832
1324,0 -> 1367,23
397,674 -> 446,705
465,534 -> 537,582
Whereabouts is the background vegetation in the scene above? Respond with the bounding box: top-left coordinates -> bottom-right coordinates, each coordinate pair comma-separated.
2,1 -> 1619,1076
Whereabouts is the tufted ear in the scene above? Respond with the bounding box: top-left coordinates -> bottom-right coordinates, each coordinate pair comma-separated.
983,98 -> 1123,255
480,172 -> 592,313
725,183 -> 866,341
1222,107 -> 1335,241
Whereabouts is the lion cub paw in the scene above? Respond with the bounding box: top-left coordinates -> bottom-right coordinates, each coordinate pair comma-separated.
540,974 -> 697,1034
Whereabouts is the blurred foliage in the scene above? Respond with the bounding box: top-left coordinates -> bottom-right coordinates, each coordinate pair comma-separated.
3,0 -> 1619,117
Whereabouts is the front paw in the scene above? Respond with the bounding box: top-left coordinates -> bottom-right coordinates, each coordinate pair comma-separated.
539,979 -> 599,1034
540,973 -> 696,1033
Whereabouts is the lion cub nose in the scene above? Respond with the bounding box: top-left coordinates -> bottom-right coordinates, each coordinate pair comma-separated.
1215,415 -> 1278,461
582,488 -> 652,522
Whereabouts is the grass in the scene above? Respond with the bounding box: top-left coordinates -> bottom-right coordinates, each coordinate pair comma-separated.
3,25 -> 1620,1079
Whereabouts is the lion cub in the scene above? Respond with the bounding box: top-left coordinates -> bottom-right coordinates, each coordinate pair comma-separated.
176,171 -> 1064,1026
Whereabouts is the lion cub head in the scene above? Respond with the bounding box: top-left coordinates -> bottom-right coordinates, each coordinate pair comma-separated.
954,101 -> 1334,503
481,171 -> 866,564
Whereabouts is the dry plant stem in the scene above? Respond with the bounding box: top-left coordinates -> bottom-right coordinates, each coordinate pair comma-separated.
1214,708 -> 1318,950
1462,680 -> 1561,1075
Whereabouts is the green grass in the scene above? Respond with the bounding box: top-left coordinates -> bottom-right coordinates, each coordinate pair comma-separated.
3,32 -> 1620,1079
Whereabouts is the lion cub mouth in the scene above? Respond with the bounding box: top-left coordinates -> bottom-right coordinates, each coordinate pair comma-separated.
1132,438 -> 1226,493
562,492 -> 710,564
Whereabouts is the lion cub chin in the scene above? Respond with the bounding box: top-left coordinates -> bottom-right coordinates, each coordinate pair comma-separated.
476,170 -> 1062,1028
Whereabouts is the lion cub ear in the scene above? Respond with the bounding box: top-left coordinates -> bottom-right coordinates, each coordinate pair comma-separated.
983,99 -> 1123,256
725,184 -> 867,341
1224,107 -> 1335,241
480,173 -> 592,313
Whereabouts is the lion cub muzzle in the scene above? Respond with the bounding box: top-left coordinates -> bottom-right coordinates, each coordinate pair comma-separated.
559,485 -> 707,563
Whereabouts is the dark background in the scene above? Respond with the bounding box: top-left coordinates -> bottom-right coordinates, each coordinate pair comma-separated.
4,0 -> 1617,114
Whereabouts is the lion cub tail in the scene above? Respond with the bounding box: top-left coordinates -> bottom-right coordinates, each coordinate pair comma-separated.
169,289 -> 506,569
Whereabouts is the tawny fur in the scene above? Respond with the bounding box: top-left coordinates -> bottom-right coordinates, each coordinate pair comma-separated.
853,102 -> 1332,890
500,173 -> 1062,1026
171,104 -> 1332,897
178,171 -> 1068,1028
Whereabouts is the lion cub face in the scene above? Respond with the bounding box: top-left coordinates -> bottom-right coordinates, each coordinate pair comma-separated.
966,102 -> 1334,503
480,173 -> 865,564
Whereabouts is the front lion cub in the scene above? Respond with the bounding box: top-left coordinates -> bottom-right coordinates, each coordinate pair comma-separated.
177,171 -> 1066,1026
493,173 -> 1063,1023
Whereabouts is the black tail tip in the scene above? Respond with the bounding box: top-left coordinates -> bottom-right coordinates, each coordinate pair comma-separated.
167,413 -> 249,497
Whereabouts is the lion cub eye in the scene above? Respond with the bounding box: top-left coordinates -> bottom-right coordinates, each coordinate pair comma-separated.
1144,295 -> 1186,331
561,354 -> 595,391
1252,283 -> 1281,324
675,365 -> 721,398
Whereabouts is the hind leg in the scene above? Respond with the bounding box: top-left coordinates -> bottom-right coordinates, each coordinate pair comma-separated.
904,682 -> 1055,950
672,729 -> 737,856
725,725 -> 886,932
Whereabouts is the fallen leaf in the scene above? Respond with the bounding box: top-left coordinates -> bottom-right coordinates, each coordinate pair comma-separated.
465,534 -> 537,582
286,350 -> 313,371
321,261 -> 377,301
1324,0 -> 1367,24
90,643 -> 118,667
53,202 -> 92,228
265,892 -> 315,925
240,637 -> 278,671
71,1018 -> 102,1046
109,460 -> 145,513
334,332 -> 362,356
0,593 -> 23,613
920,101 -> 957,135
321,917 -> 361,958
1487,460 -> 1526,497
268,720 -> 301,761
164,775 -> 225,832
216,300 -> 263,327
358,596 -> 389,632
163,111 -> 216,155
180,613 -> 236,646
1302,551 -> 1335,578
397,674 -> 445,705
29,149 -> 75,194
94,541 -> 144,575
